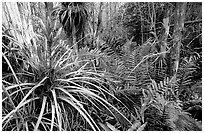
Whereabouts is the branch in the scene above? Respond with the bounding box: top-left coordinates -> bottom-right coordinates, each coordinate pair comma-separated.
128,50 -> 169,76
141,19 -> 202,34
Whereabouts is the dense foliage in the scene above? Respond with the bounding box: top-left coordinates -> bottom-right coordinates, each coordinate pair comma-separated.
2,2 -> 202,131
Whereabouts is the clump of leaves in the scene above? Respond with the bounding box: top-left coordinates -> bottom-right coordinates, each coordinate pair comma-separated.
55,2 -> 88,38
142,79 -> 202,131
2,2 -> 131,131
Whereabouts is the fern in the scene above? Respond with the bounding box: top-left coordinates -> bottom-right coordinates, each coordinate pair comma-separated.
176,56 -> 199,101
177,56 -> 197,87
143,79 -> 201,131
100,36 -> 167,94
164,102 -> 201,131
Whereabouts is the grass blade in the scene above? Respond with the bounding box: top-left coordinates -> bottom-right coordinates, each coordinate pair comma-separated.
51,89 -> 62,131
3,97 -> 39,123
2,77 -> 47,122
2,53 -> 24,95
50,102 -> 55,131
34,96 -> 47,131
59,96 -> 97,131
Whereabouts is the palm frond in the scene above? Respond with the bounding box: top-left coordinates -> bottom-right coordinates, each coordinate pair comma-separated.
58,2 -> 88,37
142,79 -> 201,131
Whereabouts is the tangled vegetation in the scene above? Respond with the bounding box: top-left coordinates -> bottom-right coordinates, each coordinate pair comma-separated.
2,2 -> 202,131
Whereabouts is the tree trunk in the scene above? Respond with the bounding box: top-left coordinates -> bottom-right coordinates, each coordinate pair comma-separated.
92,3 -> 95,35
160,4 -> 170,58
138,3 -> 144,44
170,2 -> 187,78
95,2 -> 103,37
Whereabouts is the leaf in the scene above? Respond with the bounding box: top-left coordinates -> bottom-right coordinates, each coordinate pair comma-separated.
98,122 -> 111,131
2,54 -> 21,88
128,121 -> 141,131
51,89 -> 62,131
50,103 -> 55,131
106,122 -> 119,131
137,122 -> 147,131
53,27 -> 63,42
38,17 -> 48,36
59,96 -> 98,131
34,96 -> 47,131
2,77 -> 47,123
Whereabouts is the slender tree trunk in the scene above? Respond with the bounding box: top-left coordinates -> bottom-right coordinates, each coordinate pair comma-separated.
72,26 -> 78,53
138,3 -> 143,44
106,3 -> 109,31
170,2 -> 187,78
92,3 -> 95,35
160,4 -> 170,58
95,2 -> 103,37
